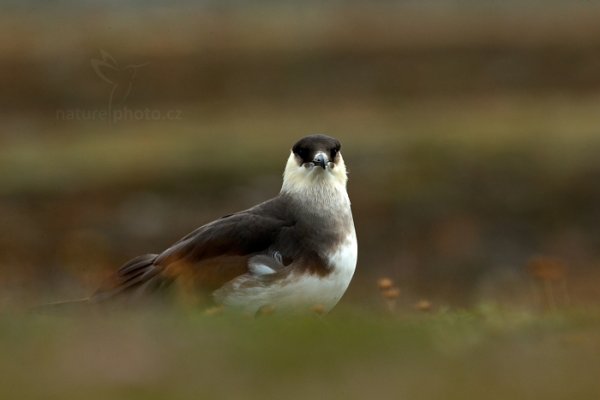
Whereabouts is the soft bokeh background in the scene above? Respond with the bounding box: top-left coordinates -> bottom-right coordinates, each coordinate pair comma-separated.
2,0 -> 600,308
1,1 -> 600,398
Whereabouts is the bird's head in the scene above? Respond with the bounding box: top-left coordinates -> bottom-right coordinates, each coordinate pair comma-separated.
281,134 -> 348,195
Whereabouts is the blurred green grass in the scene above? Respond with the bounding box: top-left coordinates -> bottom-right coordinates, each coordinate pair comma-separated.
3,96 -> 600,194
2,306 -> 599,400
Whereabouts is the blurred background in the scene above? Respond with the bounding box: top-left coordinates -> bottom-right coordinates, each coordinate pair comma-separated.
2,0 -> 600,310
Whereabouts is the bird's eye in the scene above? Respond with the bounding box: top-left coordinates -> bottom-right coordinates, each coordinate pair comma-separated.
331,148 -> 338,158
296,148 -> 308,159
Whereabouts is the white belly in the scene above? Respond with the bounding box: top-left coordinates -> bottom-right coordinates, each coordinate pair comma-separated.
214,232 -> 358,314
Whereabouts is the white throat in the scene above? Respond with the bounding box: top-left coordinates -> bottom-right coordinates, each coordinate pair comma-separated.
280,151 -> 351,212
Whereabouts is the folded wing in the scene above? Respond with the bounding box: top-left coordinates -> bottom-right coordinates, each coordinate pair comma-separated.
95,198 -> 295,302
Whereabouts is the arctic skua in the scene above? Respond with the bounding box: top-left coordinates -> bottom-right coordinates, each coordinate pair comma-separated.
95,134 -> 357,314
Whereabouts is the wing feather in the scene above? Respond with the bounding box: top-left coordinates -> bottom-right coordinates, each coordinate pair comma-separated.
156,201 -> 294,267
97,197 -> 294,301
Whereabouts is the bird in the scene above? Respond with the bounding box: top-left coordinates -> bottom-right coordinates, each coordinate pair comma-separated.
87,134 -> 357,315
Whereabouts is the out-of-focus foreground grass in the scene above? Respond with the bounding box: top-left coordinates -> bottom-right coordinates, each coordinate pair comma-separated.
1,306 -> 599,399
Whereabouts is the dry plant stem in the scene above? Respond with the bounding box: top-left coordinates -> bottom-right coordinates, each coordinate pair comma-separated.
386,299 -> 397,314
530,281 -> 542,308
544,280 -> 556,310
561,279 -> 571,306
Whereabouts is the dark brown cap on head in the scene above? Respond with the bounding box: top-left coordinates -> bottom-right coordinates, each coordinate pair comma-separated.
292,134 -> 341,164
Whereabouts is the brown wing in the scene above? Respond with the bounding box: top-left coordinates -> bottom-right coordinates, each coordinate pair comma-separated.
95,197 -> 295,302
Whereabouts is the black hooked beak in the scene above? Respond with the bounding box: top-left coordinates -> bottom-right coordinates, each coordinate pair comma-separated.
313,153 -> 327,169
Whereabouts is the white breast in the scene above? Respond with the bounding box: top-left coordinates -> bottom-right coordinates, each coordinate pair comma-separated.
214,231 -> 357,314
215,155 -> 357,314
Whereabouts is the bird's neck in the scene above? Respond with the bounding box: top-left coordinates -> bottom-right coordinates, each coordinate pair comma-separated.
280,153 -> 350,210
281,176 -> 351,218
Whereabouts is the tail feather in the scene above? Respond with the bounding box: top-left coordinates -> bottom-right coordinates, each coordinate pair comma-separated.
119,254 -> 158,275
92,253 -> 173,301
33,254 -> 174,312
30,298 -> 91,314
